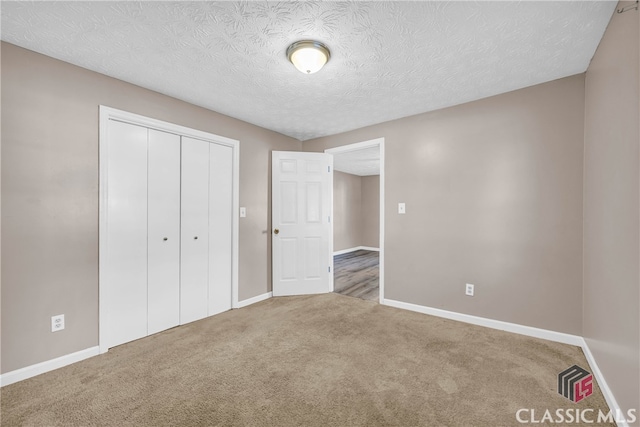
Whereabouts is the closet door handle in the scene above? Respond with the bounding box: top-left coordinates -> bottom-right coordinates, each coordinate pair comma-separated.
194,236 -> 198,240
163,237 -> 168,241
274,229 -> 280,235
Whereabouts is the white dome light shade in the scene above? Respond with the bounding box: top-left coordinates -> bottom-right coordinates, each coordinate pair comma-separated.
287,40 -> 331,74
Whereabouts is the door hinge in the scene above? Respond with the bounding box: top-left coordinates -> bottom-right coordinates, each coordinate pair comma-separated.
328,166 -> 331,173
328,215 -> 331,223
328,266 -> 331,273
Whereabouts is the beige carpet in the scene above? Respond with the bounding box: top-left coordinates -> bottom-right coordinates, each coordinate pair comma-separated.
1,293 -> 612,426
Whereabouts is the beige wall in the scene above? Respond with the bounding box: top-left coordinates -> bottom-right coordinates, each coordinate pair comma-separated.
361,175 -> 380,248
0,42 -> 300,374
583,1 -> 639,417
305,75 -> 585,335
333,172 -> 380,252
333,171 -> 362,251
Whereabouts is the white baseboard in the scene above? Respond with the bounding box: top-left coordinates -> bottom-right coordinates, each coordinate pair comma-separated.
580,339 -> 630,427
333,246 -> 380,256
0,346 -> 99,387
236,291 -> 272,308
381,298 -> 584,346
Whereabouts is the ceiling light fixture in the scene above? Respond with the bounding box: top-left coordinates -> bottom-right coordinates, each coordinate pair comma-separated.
286,40 -> 331,74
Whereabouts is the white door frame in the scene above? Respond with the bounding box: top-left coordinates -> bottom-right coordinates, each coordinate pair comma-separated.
325,138 -> 385,303
98,106 -> 240,354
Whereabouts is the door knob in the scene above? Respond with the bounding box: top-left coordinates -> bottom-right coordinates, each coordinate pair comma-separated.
274,229 -> 279,235
194,236 -> 198,240
163,237 -> 168,241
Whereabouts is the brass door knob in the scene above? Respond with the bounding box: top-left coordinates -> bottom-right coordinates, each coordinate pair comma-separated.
274,229 -> 280,235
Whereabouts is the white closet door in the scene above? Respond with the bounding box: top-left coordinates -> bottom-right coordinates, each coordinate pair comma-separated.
105,120 -> 148,347
147,129 -> 181,335
208,143 -> 233,315
180,137 -> 210,324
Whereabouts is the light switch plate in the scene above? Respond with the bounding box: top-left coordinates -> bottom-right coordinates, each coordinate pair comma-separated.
398,203 -> 406,214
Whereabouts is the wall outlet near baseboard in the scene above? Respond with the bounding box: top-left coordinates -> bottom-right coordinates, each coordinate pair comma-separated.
51,314 -> 65,332
465,284 -> 474,296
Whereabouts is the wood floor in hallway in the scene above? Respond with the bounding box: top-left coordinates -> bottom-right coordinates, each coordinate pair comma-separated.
333,250 -> 379,301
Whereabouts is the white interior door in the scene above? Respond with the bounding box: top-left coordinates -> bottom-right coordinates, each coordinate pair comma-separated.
272,151 -> 333,296
147,129 -> 181,335
180,136 -> 210,324
105,120 -> 148,348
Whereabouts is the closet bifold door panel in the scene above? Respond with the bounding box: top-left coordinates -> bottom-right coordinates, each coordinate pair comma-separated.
180,137 -> 211,324
209,143 -> 233,316
105,120 -> 149,348
100,106 -> 238,353
147,129 -> 181,335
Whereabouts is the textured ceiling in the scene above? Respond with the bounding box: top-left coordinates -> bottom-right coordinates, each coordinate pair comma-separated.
1,1 -> 616,141
333,146 -> 380,176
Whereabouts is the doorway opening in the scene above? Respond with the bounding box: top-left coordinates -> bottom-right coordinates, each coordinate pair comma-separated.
325,138 -> 384,303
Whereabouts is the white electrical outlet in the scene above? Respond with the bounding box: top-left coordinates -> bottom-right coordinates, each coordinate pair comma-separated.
465,284 -> 475,296
398,203 -> 406,214
51,314 -> 65,332
240,207 -> 246,218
